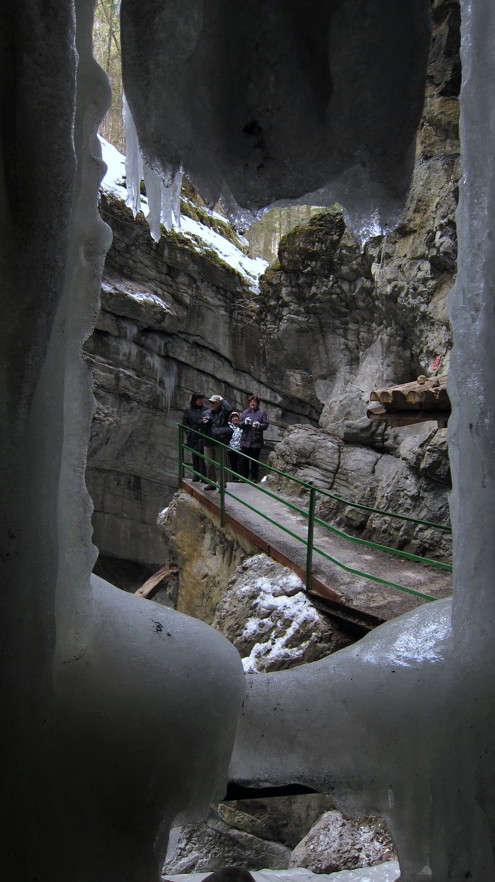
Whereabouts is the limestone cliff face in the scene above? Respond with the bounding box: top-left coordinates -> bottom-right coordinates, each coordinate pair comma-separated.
255,0 -> 458,547
259,0 -> 459,442
85,195 -> 320,570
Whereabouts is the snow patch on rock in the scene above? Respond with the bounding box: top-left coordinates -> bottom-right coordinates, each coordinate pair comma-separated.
212,553 -> 352,673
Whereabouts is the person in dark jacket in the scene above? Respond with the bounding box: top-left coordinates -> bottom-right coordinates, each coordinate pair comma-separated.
182,392 -> 207,481
202,394 -> 232,490
239,394 -> 269,483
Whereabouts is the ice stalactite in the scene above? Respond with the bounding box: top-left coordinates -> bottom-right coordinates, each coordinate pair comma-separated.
124,92 -> 182,240
121,0 -> 431,239
123,91 -> 143,217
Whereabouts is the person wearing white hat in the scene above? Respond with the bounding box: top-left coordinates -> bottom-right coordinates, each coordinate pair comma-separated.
202,394 -> 233,489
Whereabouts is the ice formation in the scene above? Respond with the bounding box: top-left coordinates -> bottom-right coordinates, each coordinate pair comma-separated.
100,136 -> 268,283
124,92 -> 182,239
1,3 -> 244,881
3,1 -> 495,881
120,0 -> 431,237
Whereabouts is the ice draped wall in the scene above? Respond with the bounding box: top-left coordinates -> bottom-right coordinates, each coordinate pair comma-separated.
1,3 -> 495,882
0,4 -> 244,882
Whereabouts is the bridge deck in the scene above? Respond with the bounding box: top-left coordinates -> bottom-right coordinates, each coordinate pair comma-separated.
181,478 -> 451,628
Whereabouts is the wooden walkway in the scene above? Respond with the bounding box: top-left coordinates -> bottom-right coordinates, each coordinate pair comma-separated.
181,478 -> 452,631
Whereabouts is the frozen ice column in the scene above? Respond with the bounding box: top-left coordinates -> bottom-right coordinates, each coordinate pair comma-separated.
231,4 -> 495,880
0,3 -> 244,882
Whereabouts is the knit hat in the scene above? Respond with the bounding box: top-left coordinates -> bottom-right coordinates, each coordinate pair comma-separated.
230,411 -> 240,418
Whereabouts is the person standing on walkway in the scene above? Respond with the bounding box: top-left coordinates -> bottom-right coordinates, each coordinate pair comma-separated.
239,395 -> 269,483
182,392 -> 207,481
227,412 -> 243,481
203,394 -> 232,490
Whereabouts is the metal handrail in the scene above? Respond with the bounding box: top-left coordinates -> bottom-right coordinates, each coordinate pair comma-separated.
178,424 -> 452,602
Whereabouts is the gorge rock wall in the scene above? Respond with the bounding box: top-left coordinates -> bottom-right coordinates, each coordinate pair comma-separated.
85,196 -> 320,572
259,0 -> 459,442
256,0 -> 459,552
86,0 -> 458,575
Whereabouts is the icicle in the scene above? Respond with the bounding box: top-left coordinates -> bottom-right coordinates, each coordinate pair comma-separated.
161,166 -> 183,231
124,93 -> 183,239
123,93 -> 143,216
143,162 -> 162,241
142,162 -> 183,240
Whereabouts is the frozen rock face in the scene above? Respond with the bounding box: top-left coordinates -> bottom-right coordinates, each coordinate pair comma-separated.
85,193 -> 321,570
289,811 -> 395,874
121,0 -> 431,235
6,1 -> 495,882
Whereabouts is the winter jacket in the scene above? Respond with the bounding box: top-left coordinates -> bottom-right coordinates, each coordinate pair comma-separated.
240,407 -> 268,449
203,399 -> 233,446
228,424 -> 243,451
182,404 -> 208,449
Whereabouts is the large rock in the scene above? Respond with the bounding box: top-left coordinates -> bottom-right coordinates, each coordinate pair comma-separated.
268,424 -> 451,560
215,794 -> 333,850
158,491 -> 256,623
213,553 -> 353,672
163,809 -> 292,874
289,811 -> 395,874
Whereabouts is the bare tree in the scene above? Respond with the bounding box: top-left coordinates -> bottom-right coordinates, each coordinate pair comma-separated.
93,0 -> 124,152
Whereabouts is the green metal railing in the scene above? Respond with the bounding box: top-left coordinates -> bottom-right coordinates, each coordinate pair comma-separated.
178,424 -> 452,602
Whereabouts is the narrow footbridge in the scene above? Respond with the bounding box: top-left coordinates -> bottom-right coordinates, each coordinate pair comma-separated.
179,426 -> 452,630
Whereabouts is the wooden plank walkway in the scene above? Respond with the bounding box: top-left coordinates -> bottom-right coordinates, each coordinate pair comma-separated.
181,478 -> 452,630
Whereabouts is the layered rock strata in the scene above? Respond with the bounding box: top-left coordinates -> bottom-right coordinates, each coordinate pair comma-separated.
85,195 -> 321,571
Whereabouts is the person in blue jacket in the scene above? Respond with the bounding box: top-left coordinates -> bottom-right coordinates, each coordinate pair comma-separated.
239,394 -> 269,483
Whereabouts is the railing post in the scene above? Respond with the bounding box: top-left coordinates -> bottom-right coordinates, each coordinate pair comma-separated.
305,487 -> 316,591
178,424 -> 185,483
219,445 -> 225,527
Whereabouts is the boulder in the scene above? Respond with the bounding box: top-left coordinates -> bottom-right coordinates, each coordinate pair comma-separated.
213,554 -> 354,672
289,810 -> 396,874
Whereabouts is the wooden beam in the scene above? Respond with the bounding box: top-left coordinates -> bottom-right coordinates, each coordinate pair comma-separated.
135,565 -> 178,600
370,374 -> 450,412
